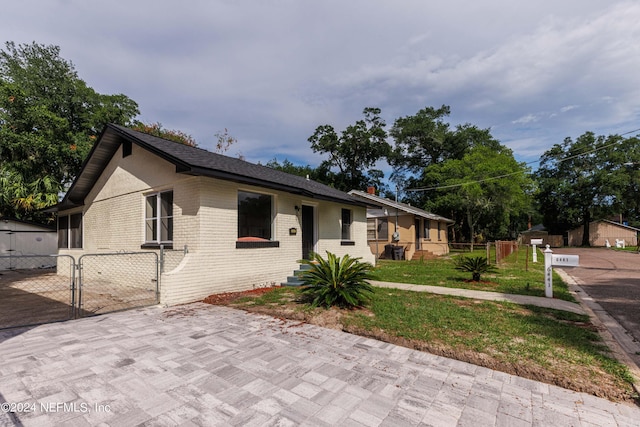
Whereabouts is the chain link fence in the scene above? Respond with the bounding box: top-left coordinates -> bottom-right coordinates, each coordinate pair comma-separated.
1,252 -> 160,329
78,252 -> 159,317
0,255 -> 75,329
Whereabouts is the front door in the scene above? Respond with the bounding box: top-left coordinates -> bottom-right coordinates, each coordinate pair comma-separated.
415,217 -> 421,250
301,205 -> 315,260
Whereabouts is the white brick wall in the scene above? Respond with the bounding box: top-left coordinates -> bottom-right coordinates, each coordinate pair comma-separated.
59,143 -> 376,305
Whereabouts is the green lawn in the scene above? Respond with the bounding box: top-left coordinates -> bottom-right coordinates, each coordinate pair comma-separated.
373,248 -> 575,302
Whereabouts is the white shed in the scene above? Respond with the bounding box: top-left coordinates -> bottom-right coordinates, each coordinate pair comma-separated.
0,218 -> 57,269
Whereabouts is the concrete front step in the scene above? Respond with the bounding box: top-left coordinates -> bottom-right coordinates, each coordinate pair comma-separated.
281,263 -> 313,287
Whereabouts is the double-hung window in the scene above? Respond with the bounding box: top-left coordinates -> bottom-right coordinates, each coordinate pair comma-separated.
367,217 -> 388,241
424,219 -> 431,240
145,191 -> 173,245
58,213 -> 83,249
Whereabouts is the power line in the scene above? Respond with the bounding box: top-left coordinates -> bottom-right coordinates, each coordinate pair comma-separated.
408,127 -> 640,192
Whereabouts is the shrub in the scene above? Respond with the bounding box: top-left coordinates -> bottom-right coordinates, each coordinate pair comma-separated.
454,256 -> 496,281
299,252 -> 375,308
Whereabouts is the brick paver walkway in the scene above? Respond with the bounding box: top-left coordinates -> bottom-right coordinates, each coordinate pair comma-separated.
1,303 -> 638,426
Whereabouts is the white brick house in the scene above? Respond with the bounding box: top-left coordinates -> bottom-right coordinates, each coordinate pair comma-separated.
51,124 -> 375,305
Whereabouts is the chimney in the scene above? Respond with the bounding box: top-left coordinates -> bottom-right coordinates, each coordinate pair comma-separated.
366,186 -> 376,195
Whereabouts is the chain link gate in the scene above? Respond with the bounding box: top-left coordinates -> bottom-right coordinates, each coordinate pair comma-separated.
1,252 -> 160,329
0,254 -> 76,329
77,252 -> 159,317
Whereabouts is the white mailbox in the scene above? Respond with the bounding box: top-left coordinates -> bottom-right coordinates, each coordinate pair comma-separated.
551,254 -> 580,267
530,238 -> 544,246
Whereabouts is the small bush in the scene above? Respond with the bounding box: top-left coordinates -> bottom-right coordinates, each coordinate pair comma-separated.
299,252 -> 375,308
454,256 -> 497,281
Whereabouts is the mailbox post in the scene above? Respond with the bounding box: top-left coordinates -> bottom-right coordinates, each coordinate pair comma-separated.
544,245 -> 553,297
530,238 -> 543,263
543,245 -> 580,298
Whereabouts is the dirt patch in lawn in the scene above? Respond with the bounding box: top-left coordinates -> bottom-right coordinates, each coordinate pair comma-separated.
203,287 -> 639,405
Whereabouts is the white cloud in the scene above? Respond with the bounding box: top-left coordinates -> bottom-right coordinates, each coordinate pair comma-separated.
1,0 -> 639,168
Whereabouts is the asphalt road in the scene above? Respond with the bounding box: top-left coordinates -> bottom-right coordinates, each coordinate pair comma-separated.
552,247 -> 640,366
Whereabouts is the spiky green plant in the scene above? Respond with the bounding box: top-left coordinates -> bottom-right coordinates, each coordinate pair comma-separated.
454,256 -> 497,282
299,252 -> 375,308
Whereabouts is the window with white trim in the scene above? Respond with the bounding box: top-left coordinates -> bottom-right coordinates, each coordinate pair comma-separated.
367,217 -> 388,241
145,191 -> 173,244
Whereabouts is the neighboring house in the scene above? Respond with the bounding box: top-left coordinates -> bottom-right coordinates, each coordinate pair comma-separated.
567,220 -> 639,247
348,189 -> 454,260
0,218 -> 57,270
518,224 -> 564,248
49,124 -> 375,305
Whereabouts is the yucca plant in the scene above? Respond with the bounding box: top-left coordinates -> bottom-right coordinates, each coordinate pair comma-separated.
299,251 -> 375,308
453,256 -> 496,282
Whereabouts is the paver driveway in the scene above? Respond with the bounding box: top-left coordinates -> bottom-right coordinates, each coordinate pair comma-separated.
1,303 -> 639,426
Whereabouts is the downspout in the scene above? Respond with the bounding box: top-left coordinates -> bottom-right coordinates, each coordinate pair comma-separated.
392,185 -> 400,243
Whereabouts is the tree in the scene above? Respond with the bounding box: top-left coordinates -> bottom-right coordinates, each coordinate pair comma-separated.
264,158 -> 333,183
213,128 -> 237,153
0,41 -> 139,221
419,143 -> 532,247
389,105 -> 504,209
535,132 -> 640,245
131,122 -> 197,147
389,105 -> 454,172
308,107 -> 390,192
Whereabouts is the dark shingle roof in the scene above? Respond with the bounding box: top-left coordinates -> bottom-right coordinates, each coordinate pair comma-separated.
51,124 -> 367,211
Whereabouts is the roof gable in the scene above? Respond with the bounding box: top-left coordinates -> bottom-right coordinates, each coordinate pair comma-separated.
52,124 -> 367,211
348,190 -> 454,223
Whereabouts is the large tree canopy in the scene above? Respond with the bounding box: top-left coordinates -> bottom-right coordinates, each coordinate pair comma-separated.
386,105 -> 532,243
535,132 -> 640,245
308,107 -> 390,192
418,143 -> 533,245
0,42 -> 139,221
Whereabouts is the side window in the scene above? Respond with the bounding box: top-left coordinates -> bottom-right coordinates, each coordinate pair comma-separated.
58,213 -> 83,249
424,219 -> 431,240
341,208 -> 352,240
367,218 -> 388,240
145,191 -> 173,244
58,215 -> 69,249
238,191 -> 273,240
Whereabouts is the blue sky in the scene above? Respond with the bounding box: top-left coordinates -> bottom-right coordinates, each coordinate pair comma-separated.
3,0 -> 640,174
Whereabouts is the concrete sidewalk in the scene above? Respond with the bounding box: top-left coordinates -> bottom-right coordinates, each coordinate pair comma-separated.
370,281 -> 586,315
1,303 -> 639,426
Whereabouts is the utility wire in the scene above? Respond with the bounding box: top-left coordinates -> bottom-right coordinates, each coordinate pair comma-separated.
408,127 -> 640,192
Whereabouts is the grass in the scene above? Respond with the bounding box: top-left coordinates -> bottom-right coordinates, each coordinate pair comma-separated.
373,247 -> 576,302
614,246 -> 640,253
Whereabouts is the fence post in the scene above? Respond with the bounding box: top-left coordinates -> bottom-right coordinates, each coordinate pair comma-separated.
544,245 -> 553,298
159,244 -> 165,274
